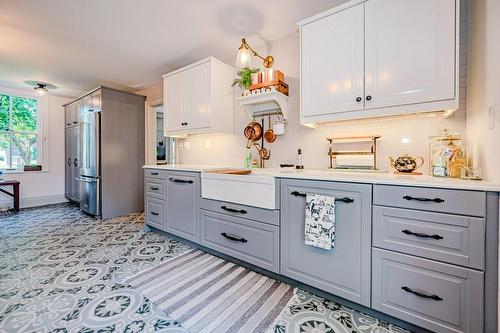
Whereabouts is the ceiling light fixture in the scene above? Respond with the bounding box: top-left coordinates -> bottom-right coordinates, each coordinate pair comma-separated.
33,83 -> 48,95
236,38 -> 274,69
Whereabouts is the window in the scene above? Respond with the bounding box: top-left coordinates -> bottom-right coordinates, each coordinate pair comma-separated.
0,93 -> 40,170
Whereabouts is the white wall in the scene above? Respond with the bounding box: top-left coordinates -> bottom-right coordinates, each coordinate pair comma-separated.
466,0 -> 500,183
0,93 -> 71,208
177,3 -> 469,172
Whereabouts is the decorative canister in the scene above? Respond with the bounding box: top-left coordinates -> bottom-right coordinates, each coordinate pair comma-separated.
428,129 -> 466,178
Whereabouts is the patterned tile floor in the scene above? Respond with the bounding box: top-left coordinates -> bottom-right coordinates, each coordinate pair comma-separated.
0,203 -> 411,333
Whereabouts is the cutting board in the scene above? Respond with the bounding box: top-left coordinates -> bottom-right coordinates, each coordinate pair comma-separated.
208,169 -> 252,175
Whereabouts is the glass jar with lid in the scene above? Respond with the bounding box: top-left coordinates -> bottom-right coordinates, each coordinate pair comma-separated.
429,129 -> 466,178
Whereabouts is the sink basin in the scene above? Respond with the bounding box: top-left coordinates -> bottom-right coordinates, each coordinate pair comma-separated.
201,171 -> 277,210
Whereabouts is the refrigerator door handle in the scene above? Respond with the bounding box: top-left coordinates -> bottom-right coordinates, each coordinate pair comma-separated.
75,177 -> 97,183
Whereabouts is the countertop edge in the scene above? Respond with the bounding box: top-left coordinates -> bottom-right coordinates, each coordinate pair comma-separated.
143,165 -> 500,192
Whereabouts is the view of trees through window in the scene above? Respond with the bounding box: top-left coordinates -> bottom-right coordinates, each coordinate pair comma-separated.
0,93 -> 39,170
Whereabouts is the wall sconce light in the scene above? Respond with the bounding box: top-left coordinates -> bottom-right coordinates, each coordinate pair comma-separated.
236,38 -> 274,69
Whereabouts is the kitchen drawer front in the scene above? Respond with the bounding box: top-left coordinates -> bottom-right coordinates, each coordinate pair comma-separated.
200,210 -> 279,273
373,185 -> 486,217
200,198 -> 279,226
144,169 -> 166,180
145,197 -> 166,231
373,206 -> 485,270
145,178 -> 166,200
372,248 -> 483,333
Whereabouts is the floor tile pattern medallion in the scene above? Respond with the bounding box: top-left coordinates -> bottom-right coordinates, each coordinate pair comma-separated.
0,204 -> 411,333
0,203 -> 190,332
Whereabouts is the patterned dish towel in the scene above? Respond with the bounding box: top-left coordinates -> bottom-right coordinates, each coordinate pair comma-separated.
305,194 -> 336,250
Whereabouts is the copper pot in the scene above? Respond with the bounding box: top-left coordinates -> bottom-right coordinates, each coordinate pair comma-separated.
264,116 -> 276,143
244,120 -> 262,141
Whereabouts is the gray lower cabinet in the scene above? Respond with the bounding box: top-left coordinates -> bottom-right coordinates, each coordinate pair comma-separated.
166,171 -> 200,242
372,248 -> 484,333
280,179 -> 372,306
145,197 -> 166,230
200,198 -> 280,226
373,206 -> 485,270
200,209 -> 280,273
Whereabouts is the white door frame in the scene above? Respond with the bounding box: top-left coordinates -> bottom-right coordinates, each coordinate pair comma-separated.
145,97 -> 163,165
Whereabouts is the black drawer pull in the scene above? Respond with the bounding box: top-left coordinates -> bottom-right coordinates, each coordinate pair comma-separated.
401,286 -> 442,301
169,178 -> 193,184
151,172 -> 159,176
150,186 -> 159,191
221,206 -> 247,214
403,195 -> 444,203
150,212 -> 159,216
402,229 -> 443,240
290,191 -> 354,203
221,233 -> 247,243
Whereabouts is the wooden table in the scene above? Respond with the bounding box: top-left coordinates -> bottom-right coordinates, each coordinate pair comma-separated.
0,180 -> 20,212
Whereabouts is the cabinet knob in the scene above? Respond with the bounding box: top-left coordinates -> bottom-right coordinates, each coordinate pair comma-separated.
356,97 -> 362,102
366,95 -> 372,101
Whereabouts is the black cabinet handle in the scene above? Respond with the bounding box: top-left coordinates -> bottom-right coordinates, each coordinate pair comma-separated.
402,229 -> 443,240
150,212 -> 159,216
67,158 -> 71,166
150,186 -> 159,191
73,121 -> 78,124
403,195 -> 444,203
181,122 -> 188,126
151,172 -> 159,176
401,286 -> 442,301
73,158 -> 78,167
221,233 -> 247,243
290,191 -> 354,203
221,206 -> 247,214
366,95 -> 372,101
356,97 -> 362,102
169,178 -> 193,184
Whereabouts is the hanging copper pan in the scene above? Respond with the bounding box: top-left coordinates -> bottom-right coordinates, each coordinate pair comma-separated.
244,120 -> 262,141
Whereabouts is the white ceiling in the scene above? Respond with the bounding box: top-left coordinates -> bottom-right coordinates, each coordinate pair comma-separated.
0,0 -> 343,98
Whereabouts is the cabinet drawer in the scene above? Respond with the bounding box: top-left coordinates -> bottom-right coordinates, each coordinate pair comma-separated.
144,169 -> 166,180
145,178 -> 166,200
200,210 -> 279,273
373,206 -> 485,270
372,248 -> 483,333
373,185 -> 485,217
145,197 -> 166,231
200,198 -> 279,226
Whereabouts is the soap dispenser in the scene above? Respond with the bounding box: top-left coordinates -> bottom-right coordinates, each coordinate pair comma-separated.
296,149 -> 304,169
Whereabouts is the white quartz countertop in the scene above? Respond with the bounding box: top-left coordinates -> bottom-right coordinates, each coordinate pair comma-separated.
143,164 -> 500,192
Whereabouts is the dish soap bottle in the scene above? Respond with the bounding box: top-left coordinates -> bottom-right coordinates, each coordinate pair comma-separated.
296,149 -> 304,169
243,150 -> 251,168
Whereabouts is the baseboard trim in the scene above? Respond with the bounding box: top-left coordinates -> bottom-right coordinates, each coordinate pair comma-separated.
0,194 -> 68,209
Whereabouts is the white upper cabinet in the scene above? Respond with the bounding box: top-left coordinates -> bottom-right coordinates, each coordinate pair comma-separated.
364,0 -> 456,110
301,2 -> 365,118
163,57 -> 234,136
165,71 -> 186,133
185,61 -> 211,130
299,0 -> 459,124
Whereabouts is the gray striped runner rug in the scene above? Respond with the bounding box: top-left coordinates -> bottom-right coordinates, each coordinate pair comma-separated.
126,249 -> 294,333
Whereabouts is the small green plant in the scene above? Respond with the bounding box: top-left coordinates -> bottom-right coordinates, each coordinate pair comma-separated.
232,67 -> 260,89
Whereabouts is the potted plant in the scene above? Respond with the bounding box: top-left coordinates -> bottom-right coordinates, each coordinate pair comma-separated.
232,67 -> 260,95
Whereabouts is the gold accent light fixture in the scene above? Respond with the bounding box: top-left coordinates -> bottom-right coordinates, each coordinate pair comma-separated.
236,38 -> 274,69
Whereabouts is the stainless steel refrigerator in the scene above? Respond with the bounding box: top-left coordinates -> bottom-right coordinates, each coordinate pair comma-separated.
64,87 -> 145,219
78,110 -> 101,215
